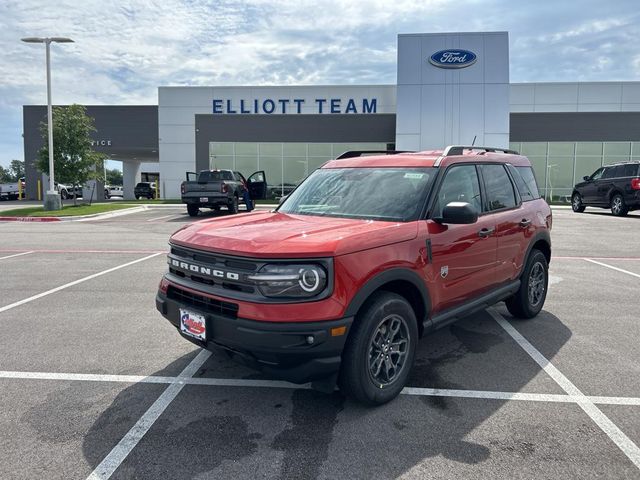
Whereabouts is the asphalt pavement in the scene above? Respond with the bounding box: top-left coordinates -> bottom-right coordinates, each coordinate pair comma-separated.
0,205 -> 639,479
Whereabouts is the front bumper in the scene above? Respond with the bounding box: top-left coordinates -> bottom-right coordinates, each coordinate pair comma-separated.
156,290 -> 353,384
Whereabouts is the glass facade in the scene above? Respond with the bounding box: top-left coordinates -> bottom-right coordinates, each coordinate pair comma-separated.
509,141 -> 639,203
209,142 -> 389,198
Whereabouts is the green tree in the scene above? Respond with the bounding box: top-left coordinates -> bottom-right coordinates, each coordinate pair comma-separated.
105,168 -> 123,185
0,165 -> 11,183
9,160 -> 25,181
37,104 -> 106,205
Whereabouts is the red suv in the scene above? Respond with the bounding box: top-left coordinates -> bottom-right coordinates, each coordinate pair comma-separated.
156,146 -> 552,405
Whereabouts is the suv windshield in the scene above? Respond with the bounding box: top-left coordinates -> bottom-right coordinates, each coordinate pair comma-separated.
278,167 -> 435,221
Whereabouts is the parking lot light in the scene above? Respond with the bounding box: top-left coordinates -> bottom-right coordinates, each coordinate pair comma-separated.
21,36 -> 74,210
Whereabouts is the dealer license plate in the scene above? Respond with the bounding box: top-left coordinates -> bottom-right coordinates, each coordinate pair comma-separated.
199,197 -> 208,203
180,308 -> 207,341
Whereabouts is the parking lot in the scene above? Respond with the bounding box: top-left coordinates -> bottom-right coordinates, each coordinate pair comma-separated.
1,206 -> 639,479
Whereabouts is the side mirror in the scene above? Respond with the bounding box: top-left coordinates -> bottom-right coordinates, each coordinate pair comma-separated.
583,175 -> 590,181
438,202 -> 478,224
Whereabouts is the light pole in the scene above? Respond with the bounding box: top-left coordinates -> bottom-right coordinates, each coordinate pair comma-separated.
21,36 -> 74,210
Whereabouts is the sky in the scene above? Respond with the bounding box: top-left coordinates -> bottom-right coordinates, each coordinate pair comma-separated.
1,0 -> 639,169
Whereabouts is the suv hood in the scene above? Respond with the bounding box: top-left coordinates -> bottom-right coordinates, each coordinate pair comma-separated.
170,211 -> 418,258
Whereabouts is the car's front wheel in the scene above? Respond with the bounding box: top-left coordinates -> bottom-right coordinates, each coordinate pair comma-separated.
339,292 -> 417,405
610,193 -> 628,216
506,249 -> 548,319
571,193 -> 585,213
61,190 -> 68,200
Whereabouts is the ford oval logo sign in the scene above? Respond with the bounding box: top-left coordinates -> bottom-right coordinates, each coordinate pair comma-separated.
429,49 -> 477,69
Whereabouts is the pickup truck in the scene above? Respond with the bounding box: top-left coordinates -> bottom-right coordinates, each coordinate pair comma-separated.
0,181 -> 22,200
181,169 -> 267,217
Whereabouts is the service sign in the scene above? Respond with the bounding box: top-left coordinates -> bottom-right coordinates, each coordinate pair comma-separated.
429,49 -> 477,69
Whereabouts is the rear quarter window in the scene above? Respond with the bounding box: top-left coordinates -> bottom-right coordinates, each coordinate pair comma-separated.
514,166 -> 541,200
623,164 -> 639,177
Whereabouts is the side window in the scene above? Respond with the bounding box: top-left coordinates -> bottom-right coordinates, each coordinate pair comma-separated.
601,167 -> 616,179
591,168 -> 604,180
432,165 -> 481,218
515,166 -> 541,200
624,164 -> 639,177
479,164 -> 517,211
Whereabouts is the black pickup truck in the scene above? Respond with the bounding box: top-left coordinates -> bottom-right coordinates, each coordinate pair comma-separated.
181,169 -> 267,217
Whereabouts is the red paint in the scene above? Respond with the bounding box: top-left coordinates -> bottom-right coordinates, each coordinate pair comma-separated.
0,216 -> 62,222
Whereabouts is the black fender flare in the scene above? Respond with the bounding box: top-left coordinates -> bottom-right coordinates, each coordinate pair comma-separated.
521,229 -> 552,274
343,268 -> 432,330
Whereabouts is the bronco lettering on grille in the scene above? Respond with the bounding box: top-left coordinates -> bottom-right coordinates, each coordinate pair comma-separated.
170,258 -> 239,281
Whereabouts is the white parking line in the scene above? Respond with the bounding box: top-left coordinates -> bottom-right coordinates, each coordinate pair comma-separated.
86,349 -> 211,480
146,214 -> 180,222
0,253 -> 162,314
489,308 -> 640,470
2,369 -> 640,406
584,258 -> 640,279
0,251 -> 34,261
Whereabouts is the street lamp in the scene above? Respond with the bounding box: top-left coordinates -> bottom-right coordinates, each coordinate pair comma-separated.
21,36 -> 74,210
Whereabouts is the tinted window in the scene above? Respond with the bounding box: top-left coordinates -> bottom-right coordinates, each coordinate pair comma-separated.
590,168 -> 605,181
480,164 -> 517,211
601,167 -> 617,179
624,164 -> 639,177
509,165 -> 539,201
135,183 -> 149,188
432,165 -> 481,217
198,171 -> 233,182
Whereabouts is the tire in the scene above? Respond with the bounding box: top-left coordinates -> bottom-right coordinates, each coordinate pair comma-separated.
610,193 -> 628,216
187,204 -> 199,217
61,189 -> 68,200
135,195 -> 140,200
505,249 -> 548,319
228,196 -> 239,214
339,291 -> 418,405
571,193 -> 585,213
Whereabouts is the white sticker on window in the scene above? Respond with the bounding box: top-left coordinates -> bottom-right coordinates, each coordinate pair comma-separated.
404,173 -> 424,179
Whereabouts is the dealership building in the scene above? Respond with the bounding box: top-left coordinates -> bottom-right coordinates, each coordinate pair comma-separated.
23,31 -> 640,201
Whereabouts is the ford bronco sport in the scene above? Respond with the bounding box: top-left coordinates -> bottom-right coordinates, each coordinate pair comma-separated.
156,146 -> 552,405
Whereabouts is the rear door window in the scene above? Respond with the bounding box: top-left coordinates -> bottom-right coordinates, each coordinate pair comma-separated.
602,166 -> 620,179
479,164 -> 517,211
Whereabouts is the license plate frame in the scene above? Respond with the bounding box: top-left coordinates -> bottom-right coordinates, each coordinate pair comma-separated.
179,308 -> 207,341
199,197 -> 208,203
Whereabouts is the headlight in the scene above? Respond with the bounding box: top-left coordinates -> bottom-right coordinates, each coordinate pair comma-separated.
248,264 -> 327,298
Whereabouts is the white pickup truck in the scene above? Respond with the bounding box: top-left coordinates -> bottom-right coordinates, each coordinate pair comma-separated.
0,181 -> 23,200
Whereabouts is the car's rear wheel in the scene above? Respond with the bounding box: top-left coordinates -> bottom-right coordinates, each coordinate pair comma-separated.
228,196 -> 239,214
506,249 -> 548,319
610,193 -> 628,216
339,291 -> 417,405
61,190 -> 68,200
187,204 -> 199,217
571,193 -> 585,213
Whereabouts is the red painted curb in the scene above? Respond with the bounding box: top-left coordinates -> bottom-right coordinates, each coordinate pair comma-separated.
0,216 -> 62,222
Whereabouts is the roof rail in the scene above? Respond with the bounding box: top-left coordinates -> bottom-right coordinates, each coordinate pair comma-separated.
434,145 -> 520,166
442,145 -> 519,156
335,150 -> 413,159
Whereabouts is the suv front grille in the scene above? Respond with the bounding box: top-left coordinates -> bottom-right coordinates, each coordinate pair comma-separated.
167,286 -> 239,319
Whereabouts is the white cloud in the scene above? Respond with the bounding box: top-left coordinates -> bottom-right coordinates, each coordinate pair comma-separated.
1,0 -> 639,166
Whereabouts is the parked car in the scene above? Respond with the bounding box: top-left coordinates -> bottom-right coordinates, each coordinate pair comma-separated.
56,183 -> 82,199
105,185 -> 123,199
181,169 -> 267,217
156,146 -> 552,405
134,182 -> 157,200
0,179 -> 24,200
267,183 -> 297,200
571,162 -> 640,216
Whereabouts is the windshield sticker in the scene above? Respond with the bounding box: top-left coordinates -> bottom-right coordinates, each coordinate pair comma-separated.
404,173 -> 424,179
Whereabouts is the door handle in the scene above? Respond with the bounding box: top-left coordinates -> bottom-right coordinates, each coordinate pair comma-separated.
519,218 -> 531,227
478,227 -> 495,238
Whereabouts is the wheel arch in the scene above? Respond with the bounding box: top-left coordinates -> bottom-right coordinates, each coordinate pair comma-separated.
525,231 -> 551,268
344,269 -> 431,337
